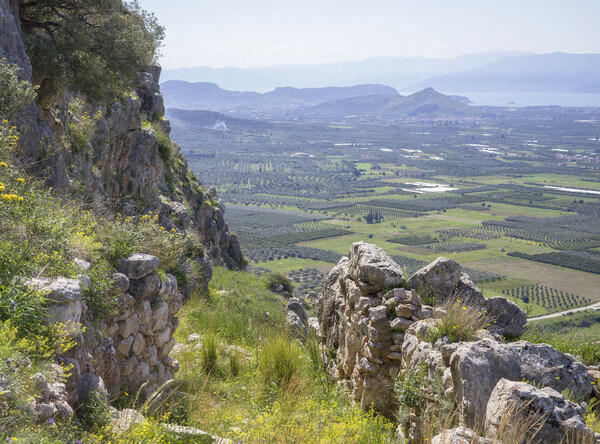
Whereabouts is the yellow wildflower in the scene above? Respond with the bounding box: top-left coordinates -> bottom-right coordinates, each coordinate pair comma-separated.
17,178 -> 24,183
0,162 -> 7,168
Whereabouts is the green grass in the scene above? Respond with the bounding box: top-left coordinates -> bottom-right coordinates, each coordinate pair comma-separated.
170,267 -> 398,443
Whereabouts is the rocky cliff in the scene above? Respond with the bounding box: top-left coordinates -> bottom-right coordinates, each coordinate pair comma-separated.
317,242 -> 600,443
0,0 -> 242,269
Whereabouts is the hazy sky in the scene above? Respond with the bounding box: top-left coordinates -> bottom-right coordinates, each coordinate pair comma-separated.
137,0 -> 600,69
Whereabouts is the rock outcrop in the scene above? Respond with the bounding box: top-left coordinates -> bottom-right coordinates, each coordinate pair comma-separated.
486,379 -> 598,443
0,0 -> 243,269
450,338 -> 593,428
318,242 -> 597,444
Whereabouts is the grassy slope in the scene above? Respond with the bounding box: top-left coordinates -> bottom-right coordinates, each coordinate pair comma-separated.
170,267 -> 398,443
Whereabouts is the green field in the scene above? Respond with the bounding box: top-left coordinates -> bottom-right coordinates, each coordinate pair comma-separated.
173,105 -> 600,319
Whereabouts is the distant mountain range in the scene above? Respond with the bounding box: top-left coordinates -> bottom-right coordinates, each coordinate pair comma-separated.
163,84 -> 480,120
409,53 -> 600,93
161,81 -> 399,112
161,52 -> 600,94
161,51 -> 529,92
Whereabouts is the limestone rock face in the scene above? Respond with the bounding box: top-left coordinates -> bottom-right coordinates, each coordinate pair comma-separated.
450,339 -> 594,428
485,379 -> 597,443
407,257 -> 461,300
1,2 -> 243,270
317,257 -> 349,352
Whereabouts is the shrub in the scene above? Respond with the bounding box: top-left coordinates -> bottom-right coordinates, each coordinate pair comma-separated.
0,59 -> 37,120
426,297 -> 488,344
395,366 -> 426,411
153,124 -> 173,162
265,272 -> 294,294
65,98 -> 102,156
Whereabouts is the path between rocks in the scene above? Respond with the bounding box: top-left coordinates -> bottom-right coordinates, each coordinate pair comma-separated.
527,301 -> 600,322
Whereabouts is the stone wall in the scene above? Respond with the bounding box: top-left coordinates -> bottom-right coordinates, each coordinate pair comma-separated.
29,253 -> 184,414
318,242 -> 600,443
317,242 -> 527,417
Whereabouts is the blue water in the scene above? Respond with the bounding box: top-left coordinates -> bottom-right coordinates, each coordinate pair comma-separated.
398,91 -> 600,107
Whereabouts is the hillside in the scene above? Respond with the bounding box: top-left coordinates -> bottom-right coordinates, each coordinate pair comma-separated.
409,52 -> 600,93
161,80 -> 400,112
304,88 -> 481,119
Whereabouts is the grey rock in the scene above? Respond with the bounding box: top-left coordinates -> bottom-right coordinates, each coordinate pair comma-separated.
453,273 -> 485,304
486,379 -> 596,443
450,338 -> 594,428
318,257 -> 350,352
348,242 -> 404,294
112,408 -> 146,434
408,257 -> 461,301
431,427 -> 495,444
117,254 -> 160,280
483,297 -> 527,338
129,274 -> 161,299
27,277 -> 83,333
286,311 -> 307,337
152,301 -> 169,331
119,314 -> 140,339
117,336 -> 135,356
112,273 -> 130,293
77,373 -> 108,407
154,326 -> 171,349
287,298 -> 307,323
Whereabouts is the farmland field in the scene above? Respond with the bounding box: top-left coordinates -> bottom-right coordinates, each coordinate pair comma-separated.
168,105 -> 600,320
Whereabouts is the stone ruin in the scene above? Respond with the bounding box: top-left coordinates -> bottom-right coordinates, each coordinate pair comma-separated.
26,253 -> 185,423
317,242 -> 599,442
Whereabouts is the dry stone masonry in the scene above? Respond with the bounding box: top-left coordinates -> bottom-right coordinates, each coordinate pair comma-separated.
26,253 -> 184,424
318,242 -> 599,443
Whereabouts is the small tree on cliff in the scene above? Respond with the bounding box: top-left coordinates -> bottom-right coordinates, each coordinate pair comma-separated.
19,0 -> 164,103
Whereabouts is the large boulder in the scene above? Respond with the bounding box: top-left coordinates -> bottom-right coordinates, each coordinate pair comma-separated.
453,273 -> 484,304
408,257 -> 461,301
348,242 -> 404,294
450,339 -> 594,428
117,254 -> 160,280
486,379 -> 598,443
483,297 -> 527,338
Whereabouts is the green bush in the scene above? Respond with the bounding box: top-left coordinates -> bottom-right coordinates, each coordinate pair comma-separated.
21,0 -> 164,102
0,59 -> 37,120
153,124 -> 173,162
265,272 -> 294,294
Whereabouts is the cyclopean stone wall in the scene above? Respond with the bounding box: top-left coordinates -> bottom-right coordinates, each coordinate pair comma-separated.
317,242 -> 527,417
29,253 -> 185,416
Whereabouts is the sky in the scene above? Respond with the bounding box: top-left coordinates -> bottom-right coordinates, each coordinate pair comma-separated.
137,0 -> 600,69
